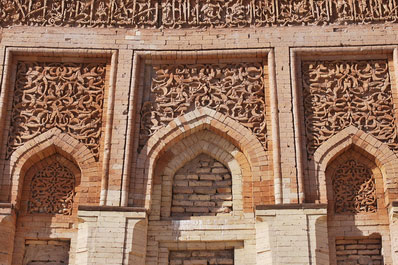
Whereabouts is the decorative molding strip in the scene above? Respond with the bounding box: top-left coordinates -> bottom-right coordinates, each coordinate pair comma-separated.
1,0 -> 398,28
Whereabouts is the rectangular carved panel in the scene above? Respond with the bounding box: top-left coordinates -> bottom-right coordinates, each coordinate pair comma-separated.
302,59 -> 397,158
7,61 -> 106,161
140,62 -> 267,150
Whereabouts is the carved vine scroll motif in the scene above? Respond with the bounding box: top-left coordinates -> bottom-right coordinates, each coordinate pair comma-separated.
333,159 -> 377,214
302,60 -> 398,157
28,161 -> 75,215
139,63 -> 267,150
3,0 -> 398,28
6,62 -> 106,161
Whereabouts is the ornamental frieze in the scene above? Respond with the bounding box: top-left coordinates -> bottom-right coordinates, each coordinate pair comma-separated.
139,63 -> 267,150
302,59 -> 398,158
1,0 -> 398,28
6,62 -> 106,161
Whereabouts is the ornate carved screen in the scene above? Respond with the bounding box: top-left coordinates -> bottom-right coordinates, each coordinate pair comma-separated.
332,159 -> 377,214
302,59 -> 397,158
28,161 -> 75,215
139,62 -> 267,150
6,61 -> 106,161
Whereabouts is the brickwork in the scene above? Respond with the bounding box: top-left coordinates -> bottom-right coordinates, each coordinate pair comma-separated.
335,236 -> 383,265
2,2 -> 398,264
23,240 -> 70,265
171,154 -> 233,217
169,249 -> 234,265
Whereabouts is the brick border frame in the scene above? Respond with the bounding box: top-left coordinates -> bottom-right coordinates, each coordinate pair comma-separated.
0,47 -> 118,206
121,48 -> 282,208
290,45 -> 398,204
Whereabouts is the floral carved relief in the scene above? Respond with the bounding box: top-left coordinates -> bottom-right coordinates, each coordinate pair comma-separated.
302,59 -> 398,157
1,0 -> 398,28
139,63 -> 267,150
333,159 -> 377,213
28,161 -> 75,215
7,62 -> 106,161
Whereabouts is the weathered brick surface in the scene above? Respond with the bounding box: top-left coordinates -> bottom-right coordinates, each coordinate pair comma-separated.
335,237 -> 383,265
169,249 -> 234,265
171,154 -> 233,217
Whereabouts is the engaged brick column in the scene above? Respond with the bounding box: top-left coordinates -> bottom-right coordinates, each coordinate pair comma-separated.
0,204 -> 15,265
256,204 -> 328,265
76,206 -> 147,265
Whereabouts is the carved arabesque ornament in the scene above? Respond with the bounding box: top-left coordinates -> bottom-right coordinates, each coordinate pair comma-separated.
1,0 -> 398,28
333,159 -> 377,214
28,161 -> 75,215
302,60 -> 398,158
140,63 -> 267,150
7,62 -> 106,161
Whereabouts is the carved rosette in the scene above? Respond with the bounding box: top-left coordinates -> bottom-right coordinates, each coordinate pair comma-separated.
140,63 -> 267,150
1,0 -> 398,28
333,159 -> 377,214
302,60 -> 398,157
6,62 -> 106,161
28,162 -> 75,215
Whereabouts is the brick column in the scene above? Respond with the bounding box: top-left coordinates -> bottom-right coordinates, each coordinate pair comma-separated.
76,206 -> 147,265
0,204 -> 16,265
256,204 -> 328,265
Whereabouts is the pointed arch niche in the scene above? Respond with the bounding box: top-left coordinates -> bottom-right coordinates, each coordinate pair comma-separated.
325,147 -> 392,264
10,133 -> 86,265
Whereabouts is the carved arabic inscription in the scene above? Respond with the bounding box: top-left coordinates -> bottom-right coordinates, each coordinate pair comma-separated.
302,60 -> 398,157
7,62 -> 106,161
28,161 -> 75,215
333,159 -> 377,214
140,63 -> 267,150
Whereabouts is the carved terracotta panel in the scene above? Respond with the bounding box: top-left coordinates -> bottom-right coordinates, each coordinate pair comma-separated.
7,62 -> 106,160
28,161 -> 75,215
140,62 -> 267,150
302,59 -> 397,157
333,159 -> 377,213
1,0 -> 398,28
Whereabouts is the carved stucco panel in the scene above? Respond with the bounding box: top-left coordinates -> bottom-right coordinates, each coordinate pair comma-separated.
1,0 -> 398,28
333,159 -> 377,214
7,62 -> 106,161
302,59 -> 398,157
139,62 -> 267,150
28,161 -> 75,215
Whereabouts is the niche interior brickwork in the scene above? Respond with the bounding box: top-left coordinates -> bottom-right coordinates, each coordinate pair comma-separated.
335,236 -> 383,265
171,154 -> 233,217
169,249 -> 234,265
22,239 -> 70,265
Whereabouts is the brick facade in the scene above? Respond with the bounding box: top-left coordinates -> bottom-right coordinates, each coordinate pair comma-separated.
1,1 -> 398,264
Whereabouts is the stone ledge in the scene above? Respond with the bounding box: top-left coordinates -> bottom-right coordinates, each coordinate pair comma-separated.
256,203 -> 327,211
78,205 -> 146,213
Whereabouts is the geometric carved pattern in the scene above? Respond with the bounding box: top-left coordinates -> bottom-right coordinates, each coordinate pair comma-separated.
6,62 -> 106,161
28,162 -> 75,215
302,60 -> 397,157
2,1 -> 398,28
140,63 -> 266,149
333,159 -> 377,214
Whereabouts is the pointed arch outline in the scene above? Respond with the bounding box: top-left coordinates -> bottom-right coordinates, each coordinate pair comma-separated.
150,129 -> 246,219
311,125 -> 398,204
6,128 -> 98,205
129,107 -> 268,208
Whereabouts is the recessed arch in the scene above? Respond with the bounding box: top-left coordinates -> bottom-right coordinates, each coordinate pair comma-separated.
4,128 -> 99,205
131,107 -> 269,208
149,129 -> 247,219
311,126 -> 398,204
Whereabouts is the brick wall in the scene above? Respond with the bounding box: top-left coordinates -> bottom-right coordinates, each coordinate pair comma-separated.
171,154 -> 233,217
169,249 -> 234,265
335,237 -> 383,265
